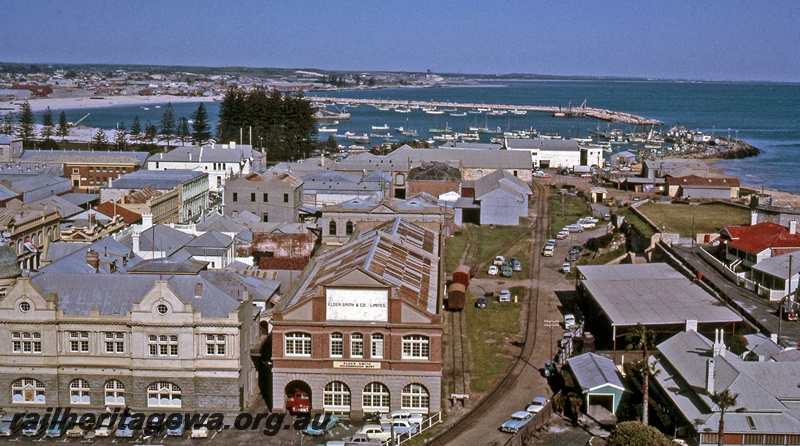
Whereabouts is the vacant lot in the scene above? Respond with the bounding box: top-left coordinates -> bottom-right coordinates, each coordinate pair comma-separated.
548,189 -> 592,236
635,202 -> 751,236
445,220 -> 533,280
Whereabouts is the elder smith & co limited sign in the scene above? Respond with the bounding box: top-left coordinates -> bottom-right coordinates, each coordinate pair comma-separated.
326,288 -> 388,321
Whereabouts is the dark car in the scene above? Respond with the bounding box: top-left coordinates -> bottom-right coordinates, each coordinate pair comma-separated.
142,415 -> 165,440
475,296 -> 487,309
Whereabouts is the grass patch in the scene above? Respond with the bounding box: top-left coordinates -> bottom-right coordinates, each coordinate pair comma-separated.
474,218 -> 531,264
636,202 -> 751,236
616,207 -> 656,238
444,233 -> 468,274
548,189 -> 592,236
465,286 -> 526,393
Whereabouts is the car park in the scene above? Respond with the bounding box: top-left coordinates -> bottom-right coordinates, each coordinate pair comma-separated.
475,296 -> 487,308
0,414 -> 22,437
498,289 -> 511,302
527,396 -> 550,413
561,262 -> 571,273
488,265 -> 499,275
303,414 -> 339,435
500,411 -> 533,433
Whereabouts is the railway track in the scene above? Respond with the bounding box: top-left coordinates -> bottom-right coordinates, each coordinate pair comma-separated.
432,180 -> 550,445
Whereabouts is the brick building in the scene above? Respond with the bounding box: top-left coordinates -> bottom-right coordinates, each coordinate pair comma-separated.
270,218 -> 442,418
18,150 -> 149,191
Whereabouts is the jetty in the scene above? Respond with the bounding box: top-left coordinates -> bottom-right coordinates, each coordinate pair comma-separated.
312,97 -> 663,126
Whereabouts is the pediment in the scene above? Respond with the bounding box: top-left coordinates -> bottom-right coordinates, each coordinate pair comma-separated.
324,268 -> 389,288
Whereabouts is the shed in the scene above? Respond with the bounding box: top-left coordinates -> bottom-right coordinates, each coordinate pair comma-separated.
590,187 -> 607,204
567,352 -> 626,415
453,265 -> 472,287
447,282 -> 466,311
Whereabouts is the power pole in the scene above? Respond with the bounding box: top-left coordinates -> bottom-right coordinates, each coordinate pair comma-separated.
544,320 -> 560,360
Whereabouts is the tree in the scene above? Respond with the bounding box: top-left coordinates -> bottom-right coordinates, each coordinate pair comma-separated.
41,106 -> 54,141
159,102 -> 175,149
325,134 -> 338,153
17,101 -> 35,148
190,102 -> 211,144
177,117 -> 190,146
114,123 -> 127,151
1,113 -> 15,135
711,389 -> 739,446
92,129 -> 109,151
144,122 -> 158,149
627,324 -> 657,426
216,86 -> 247,143
130,116 -> 142,144
606,421 -> 672,446
57,111 -> 69,141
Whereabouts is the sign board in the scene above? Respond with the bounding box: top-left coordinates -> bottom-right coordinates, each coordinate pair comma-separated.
333,361 -> 381,369
326,288 -> 388,321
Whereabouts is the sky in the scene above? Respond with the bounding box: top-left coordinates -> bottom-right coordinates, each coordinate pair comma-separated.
2,0 -> 799,82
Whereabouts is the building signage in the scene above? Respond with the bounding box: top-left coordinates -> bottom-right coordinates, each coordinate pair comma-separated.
333,361 -> 381,369
326,289 -> 388,321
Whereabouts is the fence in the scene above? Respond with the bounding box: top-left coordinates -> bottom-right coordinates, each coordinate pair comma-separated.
386,411 -> 443,446
501,391 -> 560,446
697,247 -> 757,292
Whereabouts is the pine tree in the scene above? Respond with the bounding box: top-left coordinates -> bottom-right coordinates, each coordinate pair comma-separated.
130,116 -> 142,144
92,129 -> 109,151
159,102 -> 175,150
114,123 -> 127,151
177,117 -> 190,146
57,111 -> 69,141
216,87 -> 247,143
190,102 -> 211,144
144,122 -> 158,148
41,107 -> 54,141
17,101 -> 35,148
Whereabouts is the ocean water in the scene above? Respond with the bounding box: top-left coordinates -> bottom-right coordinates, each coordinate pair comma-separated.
32,81 -> 800,193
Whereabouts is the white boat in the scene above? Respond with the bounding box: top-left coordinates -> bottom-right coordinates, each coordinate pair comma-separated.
450,112 -> 467,117
394,107 -> 411,113
318,126 -> 337,133
510,109 -> 527,115
371,124 -> 389,131
375,106 -> 390,111
425,109 -> 444,115
155,105 -> 161,109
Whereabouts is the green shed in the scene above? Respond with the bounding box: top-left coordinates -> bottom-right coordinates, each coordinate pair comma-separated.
567,352 -> 626,415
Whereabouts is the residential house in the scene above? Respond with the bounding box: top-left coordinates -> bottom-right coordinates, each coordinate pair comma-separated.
666,175 -> 740,200
750,252 -> 800,301
719,220 -> 800,270
224,171 -> 303,223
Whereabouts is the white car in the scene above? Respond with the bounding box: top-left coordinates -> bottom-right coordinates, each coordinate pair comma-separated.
488,265 -> 499,275
561,262 -> 571,273
565,224 -> 584,233
190,422 -> 210,439
493,256 -> 505,266
527,396 -> 549,413
498,289 -> 511,302
93,418 -> 116,437
578,219 -> 596,229
556,230 -> 569,239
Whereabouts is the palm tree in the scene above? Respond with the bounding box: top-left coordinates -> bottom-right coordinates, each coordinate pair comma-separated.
627,323 -> 657,426
711,389 -> 739,446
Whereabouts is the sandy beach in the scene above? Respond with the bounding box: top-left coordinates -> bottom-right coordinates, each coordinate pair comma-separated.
0,94 -> 218,114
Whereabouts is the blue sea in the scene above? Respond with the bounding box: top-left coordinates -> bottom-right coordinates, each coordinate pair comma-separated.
33,81 -> 800,193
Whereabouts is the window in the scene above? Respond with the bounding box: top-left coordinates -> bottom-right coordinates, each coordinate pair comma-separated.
147,382 -> 181,407
18,302 -> 30,312
70,331 -> 90,353
351,333 -> 364,358
475,170 -> 483,180
330,333 -> 343,357
402,335 -> 430,359
12,332 -> 42,354
157,304 -> 169,315
362,382 -> 390,412
323,381 -> 351,411
88,167 -> 94,172
105,332 -> 125,353
284,332 -> 311,356
401,383 -> 429,411
371,334 -> 384,358
395,173 -> 405,186
262,213 -> 269,223
73,168 -> 80,174
232,192 -> 238,202
104,380 -> 125,406
70,379 -> 90,405
0,288 -> 7,298
346,221 -> 354,235
217,176 -> 222,188
148,335 -> 178,356
329,220 -> 337,236
205,334 -> 226,355
250,192 -> 256,202
283,193 -> 289,203
263,193 -> 268,202
11,378 -> 45,404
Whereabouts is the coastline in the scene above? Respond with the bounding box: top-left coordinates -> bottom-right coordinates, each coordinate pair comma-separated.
0,94 -> 218,114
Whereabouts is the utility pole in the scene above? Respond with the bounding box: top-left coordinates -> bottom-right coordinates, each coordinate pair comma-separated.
779,255 -> 793,346
544,320 -> 560,359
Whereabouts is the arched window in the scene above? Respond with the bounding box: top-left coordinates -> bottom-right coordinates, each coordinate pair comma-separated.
323,381 -> 351,412
401,383 -> 429,411
147,382 -> 181,407
329,220 -> 337,236
475,170 -> 483,180
363,382 -> 390,412
345,221 -> 354,235
285,332 -> 312,356
11,378 -> 45,404
330,332 -> 343,357
70,379 -> 90,405
402,335 -> 430,359
105,380 -> 125,406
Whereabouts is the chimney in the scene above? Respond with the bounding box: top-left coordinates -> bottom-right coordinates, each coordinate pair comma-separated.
142,213 -> 153,230
132,231 -> 140,254
706,358 -> 715,394
88,212 -> 96,226
790,220 -> 797,235
86,249 -> 99,272
194,282 -> 203,298
108,177 -> 113,188
771,333 -> 779,343
751,210 -> 758,226
230,142 -> 236,149
713,329 -> 726,357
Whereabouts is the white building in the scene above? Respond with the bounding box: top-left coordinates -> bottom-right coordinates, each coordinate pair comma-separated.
147,143 -> 264,192
505,138 -> 603,169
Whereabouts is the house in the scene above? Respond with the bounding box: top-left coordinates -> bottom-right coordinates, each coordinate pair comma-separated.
101,169 -> 208,223
750,252 -> 800,301
0,134 -> 23,163
18,149 -> 149,191
455,169 -> 532,226
224,171 -> 303,223
270,218 -> 442,417
719,220 -> 800,270
566,352 -> 626,415
666,175 -> 740,200
146,142 -> 264,192
651,329 -> 800,445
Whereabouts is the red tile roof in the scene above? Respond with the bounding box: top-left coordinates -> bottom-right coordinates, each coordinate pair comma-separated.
666,175 -> 740,187
724,222 -> 800,254
95,201 -> 141,224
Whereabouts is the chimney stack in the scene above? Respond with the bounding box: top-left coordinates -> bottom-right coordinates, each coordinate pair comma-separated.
706,358 -> 715,394
88,212 -> 96,226
713,328 -> 726,357
86,249 -> 99,272
142,213 -> 153,231
790,220 -> 797,235
132,231 -> 140,254
751,210 -> 758,226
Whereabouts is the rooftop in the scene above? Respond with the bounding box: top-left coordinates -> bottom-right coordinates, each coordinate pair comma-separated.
109,169 -> 207,190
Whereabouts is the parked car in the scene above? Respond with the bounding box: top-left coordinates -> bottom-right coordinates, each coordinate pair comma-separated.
115,416 -> 138,438
475,296 -> 487,309
602,212 -> 611,221
501,265 -> 513,277
384,420 -> 417,437
341,433 -> 382,443
166,419 -> 186,437
578,218 -> 596,228
67,421 -> 94,438
544,360 -> 557,378
408,413 -> 424,426
303,415 -> 339,436
511,259 -> 522,271
22,418 -> 45,437
527,396 -> 550,413
498,289 -> 511,302
93,417 -> 117,437
533,170 -> 546,177
556,230 -> 569,240
561,262 -> 571,273
380,410 -> 412,424
583,216 -> 599,224
355,424 -> 391,442
45,416 -> 71,438
782,304 -> 799,321
190,421 -> 210,439
542,245 -> 554,257
547,238 -> 557,246
488,265 -> 499,275
570,244 -> 582,255
500,411 -> 533,433
565,224 -> 584,233
0,414 -> 22,437
493,256 -> 505,266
